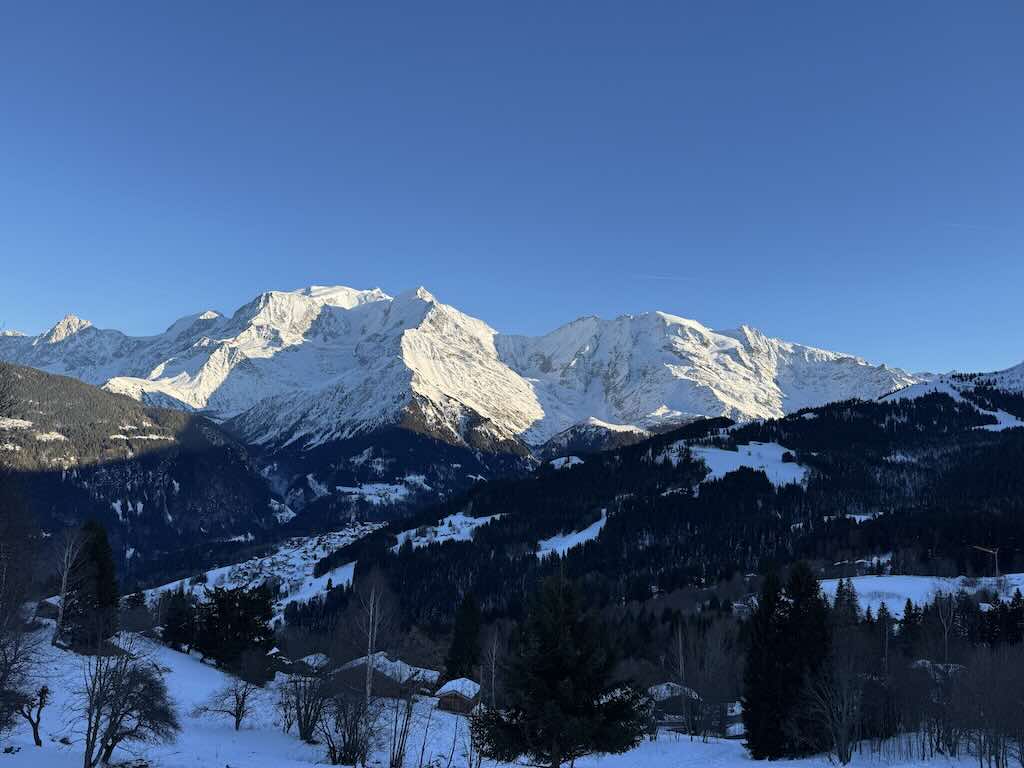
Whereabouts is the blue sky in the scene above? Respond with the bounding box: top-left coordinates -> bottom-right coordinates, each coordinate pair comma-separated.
1,2 -> 1020,373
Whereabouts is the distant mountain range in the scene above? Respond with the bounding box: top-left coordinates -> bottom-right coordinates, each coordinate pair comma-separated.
0,284 -> 922,457
2,286 -> 1022,589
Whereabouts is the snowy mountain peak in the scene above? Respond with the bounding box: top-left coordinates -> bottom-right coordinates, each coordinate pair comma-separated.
43,313 -> 93,344
0,283 -> 926,454
396,286 -> 438,305
290,284 -> 391,309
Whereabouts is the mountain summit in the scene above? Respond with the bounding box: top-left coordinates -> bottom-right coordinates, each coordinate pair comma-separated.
0,284 -> 920,454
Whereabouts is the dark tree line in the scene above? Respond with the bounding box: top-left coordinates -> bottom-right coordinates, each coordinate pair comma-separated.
744,564 -> 1024,765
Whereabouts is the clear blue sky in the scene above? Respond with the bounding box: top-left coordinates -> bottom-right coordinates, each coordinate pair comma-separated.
1,2 -> 1021,373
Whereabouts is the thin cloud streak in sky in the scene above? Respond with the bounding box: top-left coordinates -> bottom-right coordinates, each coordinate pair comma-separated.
631,273 -> 700,282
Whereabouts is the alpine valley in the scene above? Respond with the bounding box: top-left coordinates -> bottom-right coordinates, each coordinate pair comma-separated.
2,284 -> 1022,593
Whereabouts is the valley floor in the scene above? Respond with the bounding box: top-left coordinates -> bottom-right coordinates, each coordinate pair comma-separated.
1,627 -> 978,768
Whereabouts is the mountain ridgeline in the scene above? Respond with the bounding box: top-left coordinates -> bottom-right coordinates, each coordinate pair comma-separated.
2,288 -> 1023,606
0,284 -> 920,517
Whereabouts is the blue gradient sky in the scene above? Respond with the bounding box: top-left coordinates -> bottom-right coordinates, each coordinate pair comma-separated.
1,2 -> 1021,373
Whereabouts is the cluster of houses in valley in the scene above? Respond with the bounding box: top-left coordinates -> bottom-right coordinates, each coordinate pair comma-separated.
266,648 -> 742,737
269,649 -> 482,714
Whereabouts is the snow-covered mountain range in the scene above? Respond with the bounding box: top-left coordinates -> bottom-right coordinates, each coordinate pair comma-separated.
0,284 -> 922,454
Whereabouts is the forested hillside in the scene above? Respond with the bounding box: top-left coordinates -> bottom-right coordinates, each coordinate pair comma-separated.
293,390 -> 1024,634
0,363 -> 278,587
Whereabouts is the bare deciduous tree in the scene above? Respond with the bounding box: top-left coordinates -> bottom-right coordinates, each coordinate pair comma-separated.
282,672 -> 328,743
74,636 -> 180,768
934,592 -> 956,665
387,678 -> 417,768
193,677 -> 260,731
353,571 -> 396,706
320,687 -> 374,766
0,493 -> 37,738
482,628 -> 502,709
15,684 -> 49,747
53,528 -> 85,646
808,643 -> 863,765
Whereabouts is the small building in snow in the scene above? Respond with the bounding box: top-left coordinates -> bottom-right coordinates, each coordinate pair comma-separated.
336,652 -> 439,695
435,678 -> 480,714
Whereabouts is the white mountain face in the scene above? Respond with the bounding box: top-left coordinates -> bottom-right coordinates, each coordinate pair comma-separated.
0,284 -> 922,454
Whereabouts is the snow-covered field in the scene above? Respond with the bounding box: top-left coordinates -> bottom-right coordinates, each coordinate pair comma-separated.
659,441 -> 807,488
884,376 -> 1024,432
393,512 -> 502,551
1,625 -> 981,768
821,573 -> 1024,618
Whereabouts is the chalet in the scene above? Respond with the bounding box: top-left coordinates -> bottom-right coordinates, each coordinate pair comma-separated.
435,678 -> 480,714
336,651 -> 439,695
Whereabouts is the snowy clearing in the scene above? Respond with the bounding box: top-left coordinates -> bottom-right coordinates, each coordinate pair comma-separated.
550,455 -> 585,469
536,510 -> 607,558
660,441 -> 807,487
393,512 -> 501,551
821,573 -> 1024,618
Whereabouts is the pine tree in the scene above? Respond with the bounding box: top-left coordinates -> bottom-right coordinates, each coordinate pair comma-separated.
743,564 -> 832,760
898,599 -> 921,657
471,576 -> 647,768
832,578 -> 861,626
162,586 -> 196,650
61,520 -> 119,649
780,561 -> 831,756
876,602 -> 893,674
445,592 -> 482,680
742,572 -> 787,758
195,584 -> 273,670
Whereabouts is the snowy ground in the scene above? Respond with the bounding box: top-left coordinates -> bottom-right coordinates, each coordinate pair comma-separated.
549,455 -> 585,470
820,573 -> 1024,618
536,510 -> 608,558
884,379 -> 1024,432
0,629 -> 982,768
393,512 -> 502,551
659,440 -> 807,487
142,522 -> 384,624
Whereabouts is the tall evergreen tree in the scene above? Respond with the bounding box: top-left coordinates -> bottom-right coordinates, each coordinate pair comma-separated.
161,586 -> 196,651
743,564 -> 832,759
445,592 -> 482,680
742,572 -> 787,758
62,521 -> 119,648
194,584 -> 273,670
781,561 -> 831,756
471,576 -> 647,768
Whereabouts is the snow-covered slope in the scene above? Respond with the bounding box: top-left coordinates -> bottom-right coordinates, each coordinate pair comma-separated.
498,316 -> 919,443
0,284 -> 921,454
821,573 -> 1024,619
882,363 -> 1024,431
